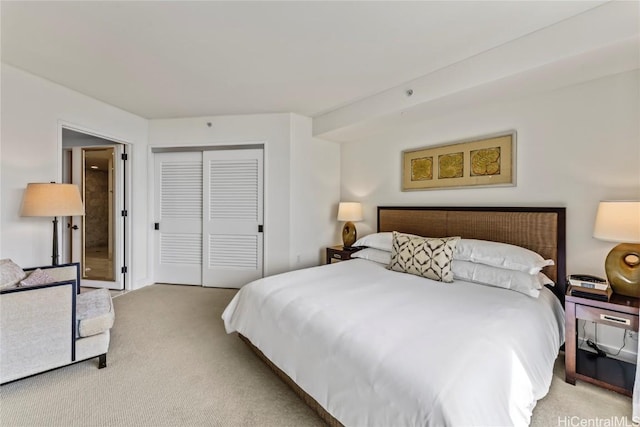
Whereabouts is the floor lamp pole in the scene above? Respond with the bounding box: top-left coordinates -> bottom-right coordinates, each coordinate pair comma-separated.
52,216 -> 59,266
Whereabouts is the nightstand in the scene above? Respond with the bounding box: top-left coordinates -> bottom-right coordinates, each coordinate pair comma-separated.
565,290 -> 639,396
326,246 -> 362,264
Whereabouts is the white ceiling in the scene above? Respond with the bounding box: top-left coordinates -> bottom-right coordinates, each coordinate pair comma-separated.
1,1 -> 613,121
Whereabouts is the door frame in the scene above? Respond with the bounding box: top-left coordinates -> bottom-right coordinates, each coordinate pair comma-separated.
58,121 -> 132,291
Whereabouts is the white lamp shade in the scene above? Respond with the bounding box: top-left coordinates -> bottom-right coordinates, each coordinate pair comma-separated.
337,202 -> 363,222
593,201 -> 640,243
21,183 -> 85,217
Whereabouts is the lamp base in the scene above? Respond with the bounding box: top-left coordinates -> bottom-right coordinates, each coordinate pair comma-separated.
342,221 -> 357,248
605,243 -> 640,298
51,216 -> 59,266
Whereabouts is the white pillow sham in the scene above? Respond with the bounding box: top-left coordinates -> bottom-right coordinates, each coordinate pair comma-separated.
353,233 -> 554,275
452,260 -> 554,298
351,248 -> 392,265
455,239 -> 554,274
353,232 -> 393,252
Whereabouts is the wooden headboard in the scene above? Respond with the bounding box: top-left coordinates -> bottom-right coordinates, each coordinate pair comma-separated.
377,206 -> 566,299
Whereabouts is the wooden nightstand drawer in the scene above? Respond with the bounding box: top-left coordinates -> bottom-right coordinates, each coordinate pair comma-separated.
575,305 -> 638,330
325,246 -> 361,264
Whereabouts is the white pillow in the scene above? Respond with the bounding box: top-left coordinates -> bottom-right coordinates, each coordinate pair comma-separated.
19,268 -> 56,287
0,259 -> 26,289
353,232 -> 393,252
454,239 -> 554,274
452,260 -> 554,298
351,248 -> 391,265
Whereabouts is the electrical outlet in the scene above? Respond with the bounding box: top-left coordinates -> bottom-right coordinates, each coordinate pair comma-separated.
627,330 -> 637,340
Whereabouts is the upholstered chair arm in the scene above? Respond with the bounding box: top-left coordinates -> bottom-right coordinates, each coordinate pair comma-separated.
0,279 -> 77,384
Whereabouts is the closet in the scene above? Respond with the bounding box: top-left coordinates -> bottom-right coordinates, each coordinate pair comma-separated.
153,147 -> 263,288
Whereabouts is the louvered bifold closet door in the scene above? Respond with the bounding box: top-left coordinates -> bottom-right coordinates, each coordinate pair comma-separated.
154,152 -> 203,285
202,149 -> 264,288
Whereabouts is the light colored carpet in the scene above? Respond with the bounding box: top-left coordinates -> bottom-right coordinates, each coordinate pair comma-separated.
0,284 -> 632,426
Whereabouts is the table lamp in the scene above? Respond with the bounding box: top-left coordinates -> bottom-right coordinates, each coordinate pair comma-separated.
593,201 -> 640,297
337,202 -> 363,248
21,183 -> 85,266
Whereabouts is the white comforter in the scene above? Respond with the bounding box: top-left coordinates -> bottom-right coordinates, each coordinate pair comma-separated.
222,259 -> 565,427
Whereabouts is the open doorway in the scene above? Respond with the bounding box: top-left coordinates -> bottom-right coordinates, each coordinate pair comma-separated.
83,148 -> 116,282
61,127 -> 127,290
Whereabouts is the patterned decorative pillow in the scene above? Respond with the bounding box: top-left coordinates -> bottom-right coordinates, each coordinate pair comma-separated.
19,268 -> 56,287
0,259 -> 27,289
388,232 -> 460,282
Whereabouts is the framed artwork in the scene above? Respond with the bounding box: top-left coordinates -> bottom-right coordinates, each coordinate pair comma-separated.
402,131 -> 516,191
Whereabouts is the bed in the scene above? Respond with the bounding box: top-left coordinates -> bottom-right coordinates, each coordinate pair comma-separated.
222,206 -> 566,426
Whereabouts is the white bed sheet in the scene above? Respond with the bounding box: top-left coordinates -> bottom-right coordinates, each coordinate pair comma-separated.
222,259 -> 565,427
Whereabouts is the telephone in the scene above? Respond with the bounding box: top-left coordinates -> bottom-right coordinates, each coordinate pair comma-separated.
568,274 -> 609,290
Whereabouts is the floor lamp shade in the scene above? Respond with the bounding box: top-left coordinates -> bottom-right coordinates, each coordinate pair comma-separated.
21,183 -> 85,265
593,201 -> 640,297
337,202 -> 363,248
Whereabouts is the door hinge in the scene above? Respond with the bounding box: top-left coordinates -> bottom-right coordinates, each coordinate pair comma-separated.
121,210 -> 128,217
121,153 -> 128,161
121,266 -> 128,274
258,225 -> 264,233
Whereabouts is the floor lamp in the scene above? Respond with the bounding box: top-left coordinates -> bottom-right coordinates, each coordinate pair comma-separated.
21,183 -> 85,266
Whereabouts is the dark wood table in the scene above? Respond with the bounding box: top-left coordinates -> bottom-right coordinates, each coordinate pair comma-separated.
565,289 -> 639,396
325,245 -> 362,264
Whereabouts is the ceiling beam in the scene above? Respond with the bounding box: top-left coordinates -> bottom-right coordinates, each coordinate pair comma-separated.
313,1 -> 639,142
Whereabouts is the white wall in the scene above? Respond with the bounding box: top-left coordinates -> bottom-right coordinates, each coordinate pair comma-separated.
290,114 -> 341,267
149,113 -> 341,277
0,64 -> 150,289
341,70 -> 640,359
0,66 -> 341,289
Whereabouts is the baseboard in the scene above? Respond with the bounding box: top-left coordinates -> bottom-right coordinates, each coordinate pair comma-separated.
132,278 -> 154,291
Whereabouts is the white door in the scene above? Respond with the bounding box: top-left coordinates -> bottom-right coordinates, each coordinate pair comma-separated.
68,145 -> 125,290
153,148 -> 264,288
154,152 -> 203,285
202,149 -> 264,288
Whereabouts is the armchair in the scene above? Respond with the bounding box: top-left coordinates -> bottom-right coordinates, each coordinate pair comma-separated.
0,262 -> 114,384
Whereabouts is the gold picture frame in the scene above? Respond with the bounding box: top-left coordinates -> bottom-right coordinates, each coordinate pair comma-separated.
402,131 -> 516,191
